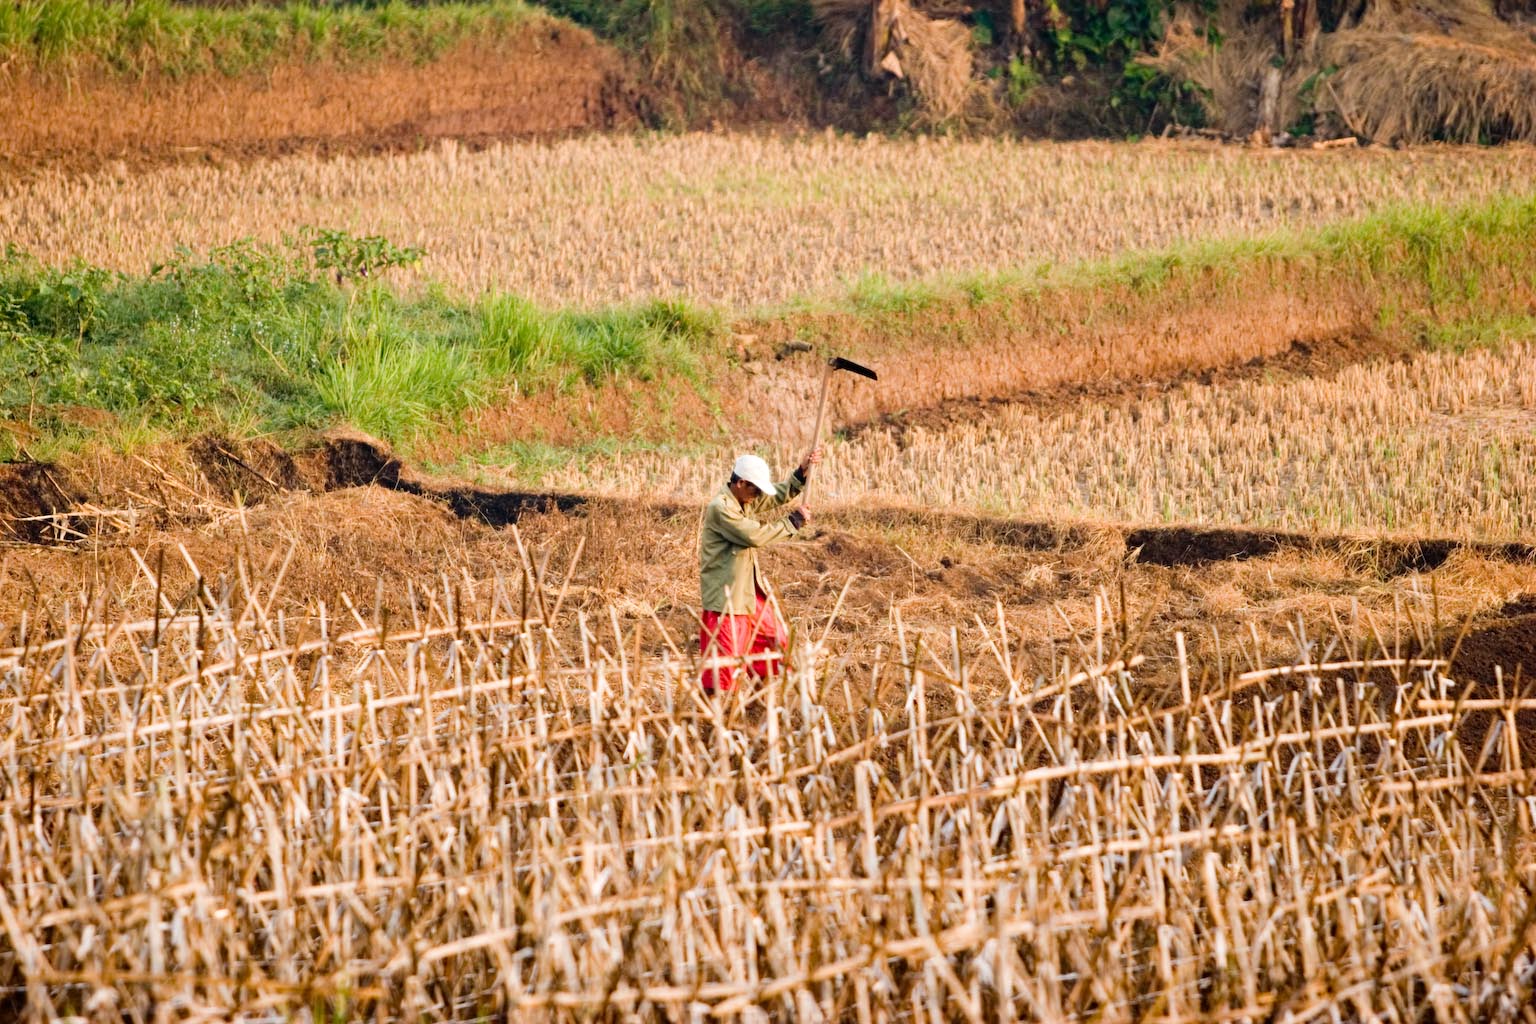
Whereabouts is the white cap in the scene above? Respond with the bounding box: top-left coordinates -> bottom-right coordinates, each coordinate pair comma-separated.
731,454 -> 776,495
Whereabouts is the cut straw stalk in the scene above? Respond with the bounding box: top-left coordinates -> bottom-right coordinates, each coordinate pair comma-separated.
0,548 -> 1531,1021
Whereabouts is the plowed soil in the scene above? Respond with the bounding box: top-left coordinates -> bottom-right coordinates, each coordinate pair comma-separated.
1455,613 -> 1536,685
2,27 -> 640,176
2,431 -> 1532,702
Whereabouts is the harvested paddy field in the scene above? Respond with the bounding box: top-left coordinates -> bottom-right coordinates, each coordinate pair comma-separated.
4,131 -> 1536,1019
8,136 -> 1536,307
3,425 -> 1536,1020
497,336 -> 1536,540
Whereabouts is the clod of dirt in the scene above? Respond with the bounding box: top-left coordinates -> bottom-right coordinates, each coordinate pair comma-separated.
0,463 -> 81,544
1493,593 -> 1536,618
815,531 -> 910,577
935,564 -> 1007,600
1128,526 -> 1284,567
189,435 -> 308,503
318,429 -> 404,491
1444,611 -> 1536,766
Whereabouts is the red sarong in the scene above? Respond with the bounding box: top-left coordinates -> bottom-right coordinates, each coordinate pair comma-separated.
698,593 -> 786,693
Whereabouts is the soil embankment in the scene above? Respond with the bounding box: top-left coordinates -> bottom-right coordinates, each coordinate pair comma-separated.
2,430 -> 1533,699
453,281 -> 1421,460
2,27 -> 640,175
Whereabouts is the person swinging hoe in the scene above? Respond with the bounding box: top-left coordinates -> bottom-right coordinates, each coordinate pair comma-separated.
698,448 -> 822,694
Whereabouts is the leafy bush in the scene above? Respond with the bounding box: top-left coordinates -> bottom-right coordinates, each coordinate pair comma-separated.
1032,0 -> 1216,128
304,227 -> 423,282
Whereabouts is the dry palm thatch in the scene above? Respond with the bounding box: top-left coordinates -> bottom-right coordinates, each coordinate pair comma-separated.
1150,0 -> 1536,143
1321,0 -> 1536,143
1144,6 -> 1302,136
813,0 -> 976,121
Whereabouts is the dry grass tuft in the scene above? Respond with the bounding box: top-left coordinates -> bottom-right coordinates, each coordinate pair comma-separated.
814,0 -> 976,121
1323,1 -> 1536,144
891,1 -> 976,121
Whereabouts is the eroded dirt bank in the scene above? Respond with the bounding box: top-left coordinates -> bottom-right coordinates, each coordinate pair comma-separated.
2,28 -> 640,175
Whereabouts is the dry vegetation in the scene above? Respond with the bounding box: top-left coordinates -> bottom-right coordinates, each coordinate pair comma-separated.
7,136 -> 1536,308
1,417 -> 1535,1017
1156,0 -> 1536,145
7,126 -> 1536,1019
499,336 -> 1536,541
2,534 -> 1534,1020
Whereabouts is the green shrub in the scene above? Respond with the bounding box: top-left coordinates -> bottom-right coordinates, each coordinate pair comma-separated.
0,233 -> 721,449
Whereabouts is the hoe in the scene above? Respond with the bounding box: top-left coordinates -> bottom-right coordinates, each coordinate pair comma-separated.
782,343 -> 877,498
784,340 -> 878,455
809,355 -> 879,453
781,342 -> 877,493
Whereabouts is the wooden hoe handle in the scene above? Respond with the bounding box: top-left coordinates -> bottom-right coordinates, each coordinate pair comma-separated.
809,362 -> 833,461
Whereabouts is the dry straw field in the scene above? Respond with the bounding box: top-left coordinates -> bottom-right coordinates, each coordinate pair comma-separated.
3,544 -> 1534,1021
482,338 -> 1536,541
5,128 -> 1536,1020
7,136 -> 1536,307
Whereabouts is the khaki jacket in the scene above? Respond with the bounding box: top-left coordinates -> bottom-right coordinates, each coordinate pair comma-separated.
699,470 -> 806,614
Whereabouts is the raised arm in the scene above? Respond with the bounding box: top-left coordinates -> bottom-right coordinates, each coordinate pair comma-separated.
755,469 -> 806,514
755,448 -> 821,513
708,498 -> 800,548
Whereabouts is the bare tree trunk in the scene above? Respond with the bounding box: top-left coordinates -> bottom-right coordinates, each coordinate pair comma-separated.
1258,64 -> 1282,137
1281,0 -> 1296,59
866,0 -> 896,78
1011,0 -> 1027,45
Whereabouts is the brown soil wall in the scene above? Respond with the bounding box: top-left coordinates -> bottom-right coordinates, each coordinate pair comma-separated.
1,25 -> 640,174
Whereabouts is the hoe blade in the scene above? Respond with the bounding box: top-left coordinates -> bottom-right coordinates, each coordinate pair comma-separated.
831,356 -> 878,381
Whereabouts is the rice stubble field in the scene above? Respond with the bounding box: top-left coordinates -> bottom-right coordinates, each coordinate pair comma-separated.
2,133 -> 1536,1021
7,136 -> 1536,307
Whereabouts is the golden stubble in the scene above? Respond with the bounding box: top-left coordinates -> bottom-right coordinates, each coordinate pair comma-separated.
2,515 -> 1532,1019
9,135 -> 1536,308
513,339 -> 1536,541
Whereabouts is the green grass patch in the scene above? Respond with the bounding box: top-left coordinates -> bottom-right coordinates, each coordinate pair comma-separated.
0,0 -> 549,78
0,235 -> 721,459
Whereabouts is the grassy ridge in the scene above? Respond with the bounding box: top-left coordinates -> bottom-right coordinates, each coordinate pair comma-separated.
0,235 -> 717,457
2,193 -> 1534,463
0,0 -> 548,77
779,188 -> 1536,327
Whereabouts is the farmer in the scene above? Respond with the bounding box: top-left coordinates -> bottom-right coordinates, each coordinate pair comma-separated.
698,448 -> 821,693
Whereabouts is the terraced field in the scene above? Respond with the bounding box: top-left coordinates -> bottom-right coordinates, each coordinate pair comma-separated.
3,131 -> 1535,1021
